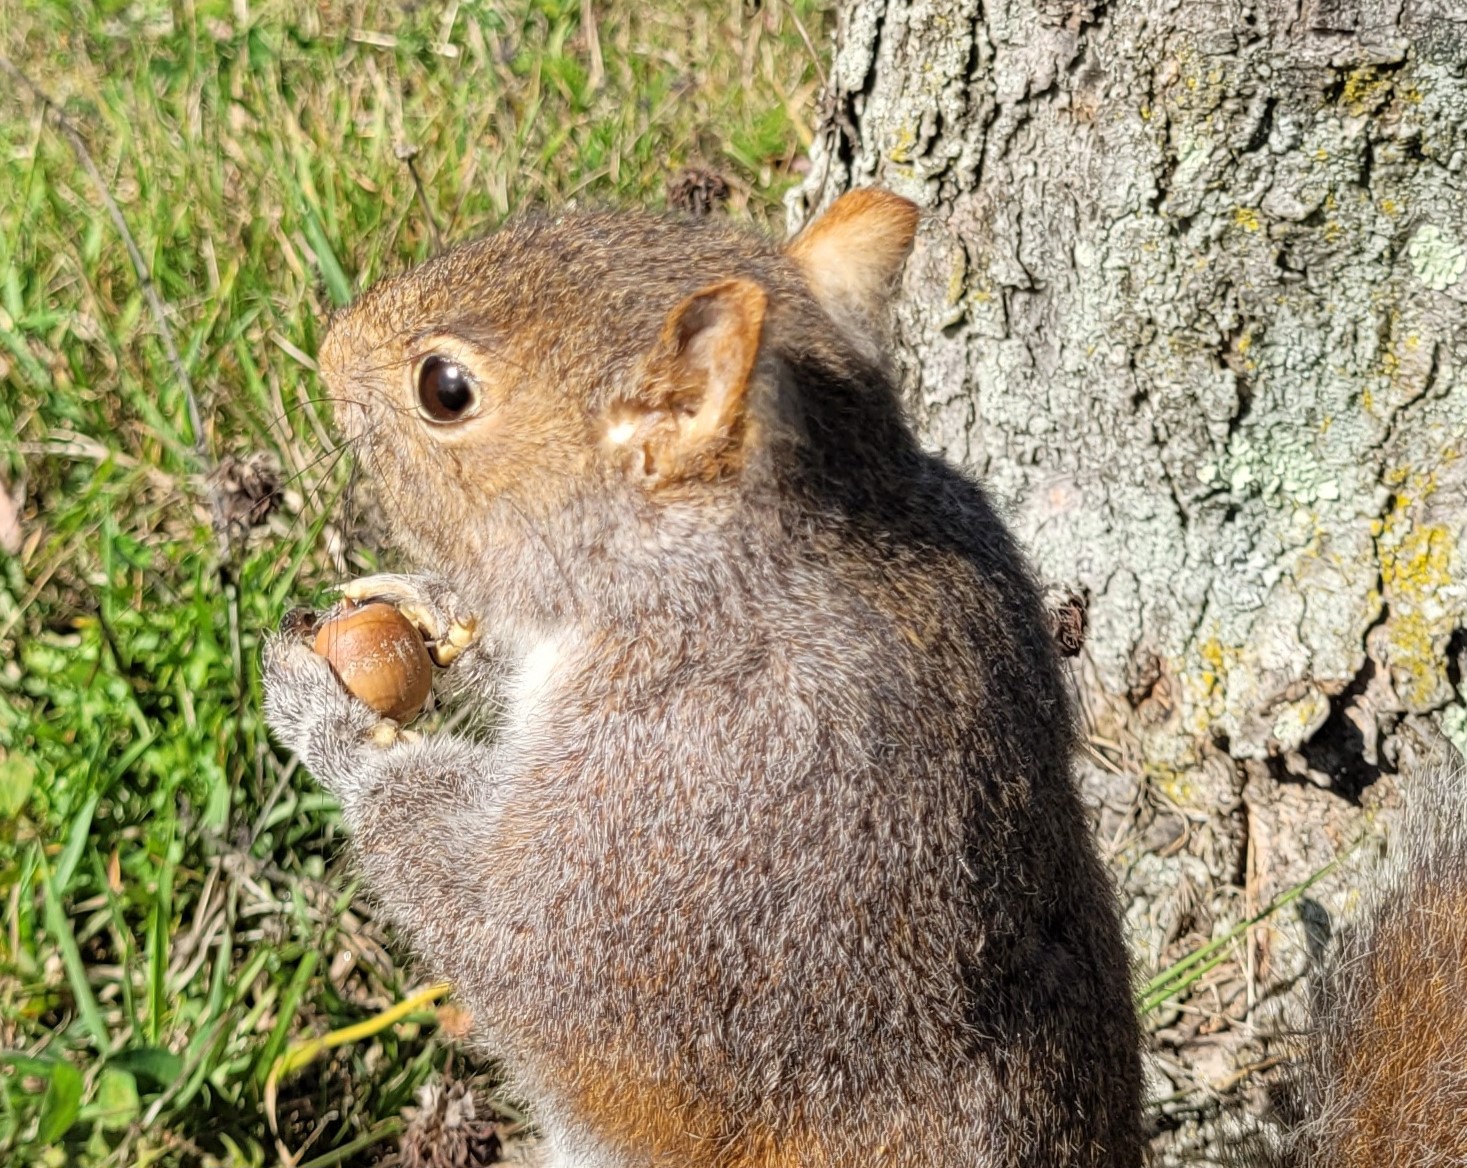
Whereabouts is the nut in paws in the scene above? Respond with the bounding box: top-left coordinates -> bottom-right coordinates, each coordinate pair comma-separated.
312,600 -> 436,723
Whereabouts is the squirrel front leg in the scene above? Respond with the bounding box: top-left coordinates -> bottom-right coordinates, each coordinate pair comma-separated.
261,635 -> 503,936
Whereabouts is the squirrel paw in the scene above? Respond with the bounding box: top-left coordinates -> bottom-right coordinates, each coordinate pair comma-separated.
338,574 -> 481,667
262,633 -> 404,800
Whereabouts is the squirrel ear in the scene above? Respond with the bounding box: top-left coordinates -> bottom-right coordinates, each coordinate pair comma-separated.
608,278 -> 768,485
785,188 -> 919,353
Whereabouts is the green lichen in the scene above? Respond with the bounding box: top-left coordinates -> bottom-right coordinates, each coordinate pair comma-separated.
1443,702 -> 1467,759
1407,224 -> 1466,292
945,257 -> 965,308
1199,431 -> 1342,508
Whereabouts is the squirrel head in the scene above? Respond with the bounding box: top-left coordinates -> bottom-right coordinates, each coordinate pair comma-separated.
315,189 -> 919,580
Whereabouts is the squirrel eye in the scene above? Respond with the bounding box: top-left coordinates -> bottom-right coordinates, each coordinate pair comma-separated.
415,355 -> 478,423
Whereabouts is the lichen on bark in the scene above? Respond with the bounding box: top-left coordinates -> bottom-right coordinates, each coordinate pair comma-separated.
794,0 -> 1466,779
792,0 -> 1467,1158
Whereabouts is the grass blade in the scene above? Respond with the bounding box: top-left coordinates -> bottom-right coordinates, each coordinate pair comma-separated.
40,861 -> 109,1052
295,1119 -> 404,1168
299,206 -> 352,308
37,1058 -> 83,1145
53,790 -> 99,891
254,949 -> 319,1088
1139,852 -> 1349,1015
145,847 -> 175,1046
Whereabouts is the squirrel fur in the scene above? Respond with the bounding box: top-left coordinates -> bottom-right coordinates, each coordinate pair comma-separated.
264,189 -> 1142,1167
1252,727 -> 1467,1168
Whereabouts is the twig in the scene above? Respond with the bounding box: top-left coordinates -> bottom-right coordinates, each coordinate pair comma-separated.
580,0 -> 605,92
0,54 -> 207,463
265,981 -> 454,1164
394,144 -> 444,254
779,0 -> 828,90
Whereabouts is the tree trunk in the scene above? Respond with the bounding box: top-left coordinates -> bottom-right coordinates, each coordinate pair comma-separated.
790,0 -> 1467,1158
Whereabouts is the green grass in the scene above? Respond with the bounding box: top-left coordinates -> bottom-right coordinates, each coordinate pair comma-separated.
0,1 -> 828,1162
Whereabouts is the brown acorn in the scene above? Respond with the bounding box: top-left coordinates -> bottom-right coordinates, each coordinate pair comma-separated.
312,601 -> 434,723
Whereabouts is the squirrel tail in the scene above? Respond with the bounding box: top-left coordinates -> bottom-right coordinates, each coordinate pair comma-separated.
1276,722 -> 1467,1167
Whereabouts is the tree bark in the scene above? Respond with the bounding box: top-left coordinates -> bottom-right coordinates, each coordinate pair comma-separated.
791,0 -> 1467,1156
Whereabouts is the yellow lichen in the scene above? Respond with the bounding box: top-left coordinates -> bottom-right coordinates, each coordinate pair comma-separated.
1340,66 -> 1394,116
1152,770 -> 1198,806
945,262 -> 964,308
887,124 -> 918,165
1187,636 -> 1239,718
1273,690 -> 1331,746
1233,207 -> 1261,232
1376,471 -> 1460,709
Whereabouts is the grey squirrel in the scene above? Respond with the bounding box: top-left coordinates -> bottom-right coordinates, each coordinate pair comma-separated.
262,187 -> 1465,1166
263,188 -> 1142,1166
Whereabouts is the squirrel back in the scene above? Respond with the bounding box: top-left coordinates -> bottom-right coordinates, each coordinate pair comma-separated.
1266,731 -> 1467,1166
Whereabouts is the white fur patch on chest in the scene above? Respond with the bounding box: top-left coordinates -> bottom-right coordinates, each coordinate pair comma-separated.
506,634 -> 566,729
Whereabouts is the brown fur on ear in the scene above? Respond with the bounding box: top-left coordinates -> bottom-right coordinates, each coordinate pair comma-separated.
607,278 -> 767,485
785,188 -> 919,354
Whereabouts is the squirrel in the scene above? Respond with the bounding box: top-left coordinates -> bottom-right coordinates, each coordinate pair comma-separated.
262,187 -> 1144,1167
1244,723 -> 1467,1168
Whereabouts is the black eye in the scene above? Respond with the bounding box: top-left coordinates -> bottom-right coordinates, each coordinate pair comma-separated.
416,355 -> 478,423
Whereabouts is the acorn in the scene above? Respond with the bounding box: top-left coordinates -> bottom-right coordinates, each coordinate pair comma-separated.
311,600 -> 434,723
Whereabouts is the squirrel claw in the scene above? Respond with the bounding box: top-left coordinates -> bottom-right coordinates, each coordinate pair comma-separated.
368,721 -> 421,747
338,574 -> 481,667
423,612 -> 479,667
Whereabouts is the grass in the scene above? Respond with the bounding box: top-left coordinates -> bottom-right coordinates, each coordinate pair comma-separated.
0,0 -> 829,1163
